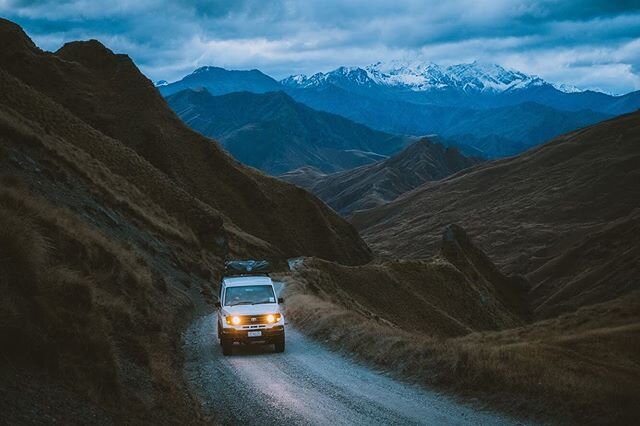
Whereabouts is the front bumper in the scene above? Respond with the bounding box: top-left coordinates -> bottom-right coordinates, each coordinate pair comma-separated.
220,325 -> 284,343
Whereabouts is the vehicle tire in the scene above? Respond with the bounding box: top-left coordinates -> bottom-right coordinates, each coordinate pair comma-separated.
221,340 -> 233,356
274,338 -> 285,353
217,324 -> 222,343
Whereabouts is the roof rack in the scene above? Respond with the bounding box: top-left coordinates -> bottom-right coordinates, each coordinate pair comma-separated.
224,260 -> 272,276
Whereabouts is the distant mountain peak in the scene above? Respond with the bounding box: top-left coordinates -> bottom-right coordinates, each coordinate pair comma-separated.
282,66 -> 377,89
157,64 -> 281,97
283,60 -> 561,93
551,82 -> 585,94
191,65 -> 222,74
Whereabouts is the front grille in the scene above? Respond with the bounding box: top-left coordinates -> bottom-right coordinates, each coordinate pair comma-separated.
236,314 -> 270,325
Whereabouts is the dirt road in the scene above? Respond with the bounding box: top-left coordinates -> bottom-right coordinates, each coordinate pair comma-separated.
182,312 -> 519,425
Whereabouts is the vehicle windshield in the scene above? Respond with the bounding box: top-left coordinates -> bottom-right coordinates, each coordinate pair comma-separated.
224,285 -> 276,306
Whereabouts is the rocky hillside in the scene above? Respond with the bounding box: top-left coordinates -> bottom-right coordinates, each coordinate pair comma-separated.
353,111 -> 640,318
281,138 -> 478,215
0,18 -> 370,424
166,88 -> 410,174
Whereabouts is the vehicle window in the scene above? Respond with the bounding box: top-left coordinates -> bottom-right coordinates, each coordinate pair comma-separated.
224,285 -> 276,306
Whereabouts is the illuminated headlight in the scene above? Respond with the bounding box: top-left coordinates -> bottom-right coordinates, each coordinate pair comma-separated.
226,315 -> 241,325
266,314 -> 282,323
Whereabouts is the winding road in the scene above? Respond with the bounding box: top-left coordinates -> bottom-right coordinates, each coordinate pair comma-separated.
182,313 -> 519,425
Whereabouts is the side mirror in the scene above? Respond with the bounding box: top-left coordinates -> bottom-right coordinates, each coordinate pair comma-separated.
214,301 -> 221,308
277,297 -> 284,304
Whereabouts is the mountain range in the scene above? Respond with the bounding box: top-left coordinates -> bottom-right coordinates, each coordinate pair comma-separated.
281,61 -> 640,114
159,62 -> 639,158
166,88 -> 411,174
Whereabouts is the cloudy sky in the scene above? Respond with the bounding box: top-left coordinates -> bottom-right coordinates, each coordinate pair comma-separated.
2,0 -> 639,94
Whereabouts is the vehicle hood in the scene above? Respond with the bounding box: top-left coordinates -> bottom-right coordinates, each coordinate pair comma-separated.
222,303 -> 280,316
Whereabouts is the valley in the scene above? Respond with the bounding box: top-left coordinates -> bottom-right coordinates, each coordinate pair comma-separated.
280,138 -> 478,215
1,11 -> 639,426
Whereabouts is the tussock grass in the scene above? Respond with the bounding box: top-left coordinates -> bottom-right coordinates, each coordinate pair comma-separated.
0,206 -> 118,398
285,265 -> 640,424
0,185 -> 204,422
0,108 -> 200,247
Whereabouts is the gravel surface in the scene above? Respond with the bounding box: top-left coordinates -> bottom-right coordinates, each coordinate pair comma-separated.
182,312 -> 520,425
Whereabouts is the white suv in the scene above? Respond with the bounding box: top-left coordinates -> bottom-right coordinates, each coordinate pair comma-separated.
215,275 -> 285,356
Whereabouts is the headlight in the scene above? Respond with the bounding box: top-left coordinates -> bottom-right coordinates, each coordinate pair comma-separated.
266,314 -> 282,323
226,315 -> 241,325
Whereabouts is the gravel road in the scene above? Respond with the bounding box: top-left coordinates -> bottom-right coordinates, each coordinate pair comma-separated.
182,312 -> 519,425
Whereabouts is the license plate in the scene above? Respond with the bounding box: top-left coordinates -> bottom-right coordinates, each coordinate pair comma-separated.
248,331 -> 262,337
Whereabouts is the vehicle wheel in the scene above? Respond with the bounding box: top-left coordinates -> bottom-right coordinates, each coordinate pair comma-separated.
217,324 -> 222,343
221,340 -> 233,356
274,338 -> 285,353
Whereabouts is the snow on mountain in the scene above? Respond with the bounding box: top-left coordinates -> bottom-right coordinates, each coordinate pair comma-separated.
282,66 -> 377,89
365,60 -> 451,89
443,62 -> 546,92
551,82 -> 585,93
282,61 -> 560,93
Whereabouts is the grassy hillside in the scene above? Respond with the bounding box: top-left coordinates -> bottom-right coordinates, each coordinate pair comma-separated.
0,19 -> 371,265
353,112 -> 640,317
0,18 -> 371,423
0,122 -> 213,424
283,112 -> 640,424
284,231 -> 640,424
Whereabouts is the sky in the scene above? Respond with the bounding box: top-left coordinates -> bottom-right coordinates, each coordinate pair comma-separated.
1,0 -> 640,94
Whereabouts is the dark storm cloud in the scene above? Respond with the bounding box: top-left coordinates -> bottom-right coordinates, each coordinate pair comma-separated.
1,0 -> 639,93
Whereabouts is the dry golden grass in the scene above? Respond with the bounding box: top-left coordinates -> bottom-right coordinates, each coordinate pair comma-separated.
0,196 -> 118,399
292,250 -> 525,338
0,81 -> 202,247
0,185 -> 207,423
284,263 -> 640,424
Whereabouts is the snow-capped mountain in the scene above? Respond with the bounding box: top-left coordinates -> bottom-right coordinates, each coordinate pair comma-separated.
551,82 -> 588,94
282,61 -> 570,94
281,66 -> 379,90
158,62 -> 639,160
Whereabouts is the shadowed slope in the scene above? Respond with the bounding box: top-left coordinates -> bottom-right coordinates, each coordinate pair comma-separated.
282,138 -> 478,214
353,112 -> 640,317
0,18 -> 371,264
